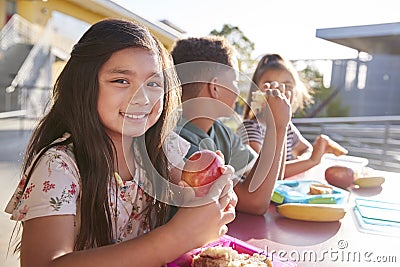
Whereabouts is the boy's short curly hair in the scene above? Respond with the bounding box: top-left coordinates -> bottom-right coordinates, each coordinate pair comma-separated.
171,35 -> 236,66
171,36 -> 237,100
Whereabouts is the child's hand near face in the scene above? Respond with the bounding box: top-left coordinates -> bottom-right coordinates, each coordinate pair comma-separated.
266,89 -> 291,128
255,83 -> 291,129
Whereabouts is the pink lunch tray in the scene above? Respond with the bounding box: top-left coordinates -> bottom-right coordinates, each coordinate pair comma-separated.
167,235 -> 296,267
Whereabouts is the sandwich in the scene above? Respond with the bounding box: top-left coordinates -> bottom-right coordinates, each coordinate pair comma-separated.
191,246 -> 272,267
309,183 -> 334,195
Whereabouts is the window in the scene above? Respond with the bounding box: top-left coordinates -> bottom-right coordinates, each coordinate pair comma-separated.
357,64 -> 367,90
345,60 -> 357,90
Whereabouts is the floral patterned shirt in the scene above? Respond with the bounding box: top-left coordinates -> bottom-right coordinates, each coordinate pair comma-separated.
5,132 -> 190,243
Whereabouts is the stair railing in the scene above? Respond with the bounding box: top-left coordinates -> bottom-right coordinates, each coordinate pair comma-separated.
0,14 -> 41,51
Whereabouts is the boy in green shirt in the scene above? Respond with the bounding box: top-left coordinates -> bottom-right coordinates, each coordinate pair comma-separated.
171,36 -> 291,215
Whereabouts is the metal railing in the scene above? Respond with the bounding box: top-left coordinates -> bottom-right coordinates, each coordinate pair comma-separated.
7,17 -> 55,91
0,14 -> 41,51
1,15 -> 74,119
293,116 -> 400,172
0,85 -> 50,134
1,14 -> 42,117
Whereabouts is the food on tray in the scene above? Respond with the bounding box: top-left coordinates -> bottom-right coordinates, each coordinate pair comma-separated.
250,91 -> 267,114
192,246 -> 272,267
308,183 -> 333,195
325,165 -> 354,189
182,150 -> 224,197
276,203 -> 346,222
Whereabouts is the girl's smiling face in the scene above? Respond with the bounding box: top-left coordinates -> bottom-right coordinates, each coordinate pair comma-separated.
97,47 -> 164,141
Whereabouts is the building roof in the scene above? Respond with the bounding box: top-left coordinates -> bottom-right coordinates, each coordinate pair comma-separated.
316,22 -> 400,55
65,0 -> 184,49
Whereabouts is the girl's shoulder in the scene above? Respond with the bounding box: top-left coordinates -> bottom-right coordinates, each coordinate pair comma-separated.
241,119 -> 265,131
37,132 -> 78,174
242,119 -> 259,127
4,133 -> 80,221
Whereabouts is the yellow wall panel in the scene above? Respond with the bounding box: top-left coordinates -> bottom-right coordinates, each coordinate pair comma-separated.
0,0 -> 6,27
14,0 -> 177,49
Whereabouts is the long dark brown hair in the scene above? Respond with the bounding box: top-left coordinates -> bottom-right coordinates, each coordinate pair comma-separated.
14,18 -> 181,250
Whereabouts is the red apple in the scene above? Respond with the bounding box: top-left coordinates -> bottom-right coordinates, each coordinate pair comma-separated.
325,165 -> 354,189
182,150 -> 224,197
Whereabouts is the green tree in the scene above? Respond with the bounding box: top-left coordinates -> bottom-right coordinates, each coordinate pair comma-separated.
297,64 -> 349,118
210,24 -> 256,74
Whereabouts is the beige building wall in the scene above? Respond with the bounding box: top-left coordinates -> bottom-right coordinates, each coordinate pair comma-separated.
0,0 -> 6,27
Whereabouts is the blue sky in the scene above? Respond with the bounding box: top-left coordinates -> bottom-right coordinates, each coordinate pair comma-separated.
114,0 -> 399,61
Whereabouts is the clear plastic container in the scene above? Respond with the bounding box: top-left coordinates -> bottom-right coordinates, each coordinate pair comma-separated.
304,154 -> 369,180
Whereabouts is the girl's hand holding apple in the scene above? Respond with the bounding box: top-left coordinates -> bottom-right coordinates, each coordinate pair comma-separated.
181,150 -> 225,197
178,150 -> 237,207
171,150 -> 237,248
